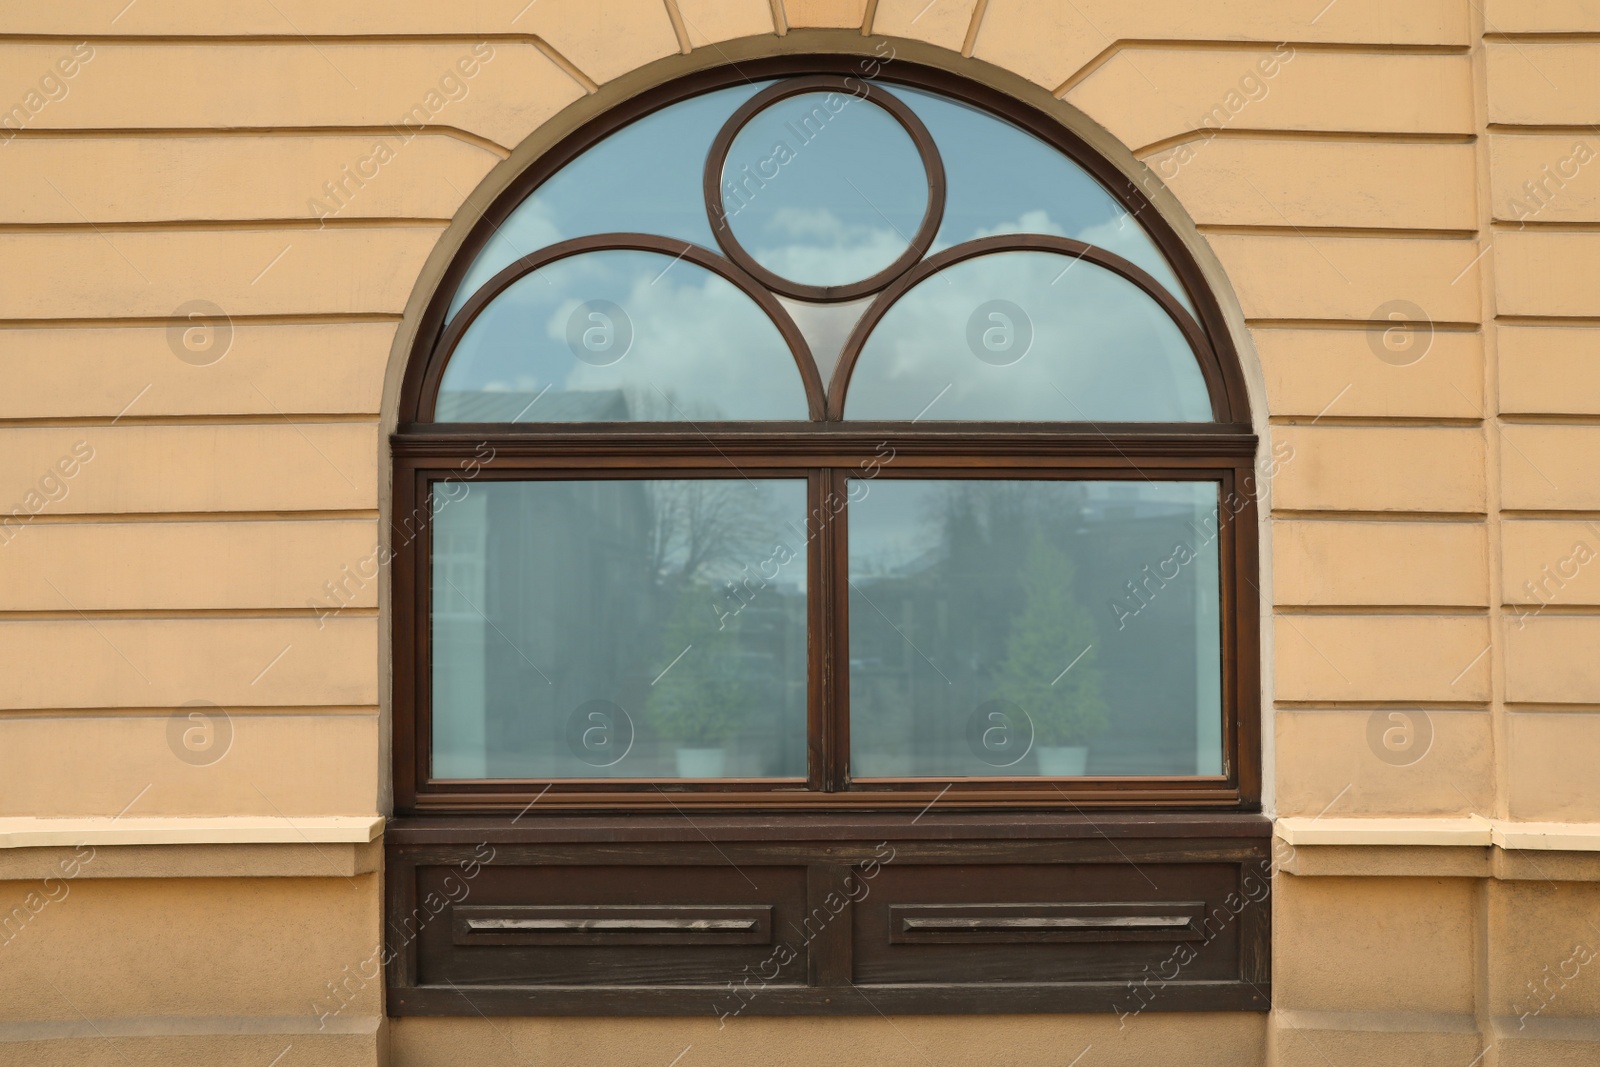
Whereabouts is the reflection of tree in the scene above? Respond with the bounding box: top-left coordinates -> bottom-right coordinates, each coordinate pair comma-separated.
639,478 -> 793,751
644,479 -> 776,593
848,482 -> 1106,769
644,585 -> 752,747
993,534 -> 1107,746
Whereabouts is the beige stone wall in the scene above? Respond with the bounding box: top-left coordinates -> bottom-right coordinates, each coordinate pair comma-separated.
1,1 -> 1598,1064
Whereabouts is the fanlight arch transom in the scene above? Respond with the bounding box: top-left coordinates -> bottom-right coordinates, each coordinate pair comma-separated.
407,65 -> 1247,429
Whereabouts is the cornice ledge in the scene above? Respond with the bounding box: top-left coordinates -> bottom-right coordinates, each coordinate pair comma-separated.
0,815 -> 384,849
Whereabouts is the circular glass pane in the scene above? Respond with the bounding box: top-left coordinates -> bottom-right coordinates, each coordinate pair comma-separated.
718,90 -> 930,289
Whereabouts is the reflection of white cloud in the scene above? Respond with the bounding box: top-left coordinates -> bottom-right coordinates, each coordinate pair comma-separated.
441,251 -> 809,422
952,212 -> 1190,310
971,210 -> 1068,240
740,207 -> 913,288
846,251 -> 1211,422
447,201 -> 565,318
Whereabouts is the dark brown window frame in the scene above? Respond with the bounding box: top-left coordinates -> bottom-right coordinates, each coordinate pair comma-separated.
394,57 -> 1260,816
387,56 -> 1269,1018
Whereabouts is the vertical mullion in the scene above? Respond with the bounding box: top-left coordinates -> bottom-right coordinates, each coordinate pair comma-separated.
827,468 -> 852,792
806,469 -> 830,793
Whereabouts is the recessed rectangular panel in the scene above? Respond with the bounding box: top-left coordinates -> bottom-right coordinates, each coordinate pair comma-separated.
855,862 -> 1246,985
412,863 -> 809,988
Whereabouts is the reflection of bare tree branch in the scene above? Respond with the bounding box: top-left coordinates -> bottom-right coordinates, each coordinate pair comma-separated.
645,480 -> 777,590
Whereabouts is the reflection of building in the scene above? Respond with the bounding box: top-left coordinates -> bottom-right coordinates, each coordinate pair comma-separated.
433,478 -> 807,779
434,388 -> 629,423
850,483 -> 1216,776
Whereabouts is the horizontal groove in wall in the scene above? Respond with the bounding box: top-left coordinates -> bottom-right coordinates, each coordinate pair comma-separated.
0,218 -> 452,234
1136,129 -> 1477,156
1274,605 -> 1489,616
1503,703 -> 1600,713
1501,510 -> 1600,520
1487,123 -> 1600,136
1,510 -> 380,525
1244,318 -> 1480,332
1491,220 -> 1600,232
1483,32 -> 1600,44
1270,510 -> 1488,522
0,413 -> 380,429
1497,414 -> 1600,426
1275,700 -> 1490,711
0,125 -> 512,156
0,705 -> 380,720
1196,224 -> 1479,240
0,313 -> 402,330
0,608 -> 378,622
1268,415 -> 1484,428
1497,315 -> 1600,327
1499,603 -> 1600,616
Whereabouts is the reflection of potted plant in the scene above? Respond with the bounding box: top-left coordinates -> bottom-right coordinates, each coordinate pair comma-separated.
646,589 -> 750,777
995,535 -> 1107,776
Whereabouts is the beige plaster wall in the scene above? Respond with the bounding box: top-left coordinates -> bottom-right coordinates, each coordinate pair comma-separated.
1,1 -> 1598,1064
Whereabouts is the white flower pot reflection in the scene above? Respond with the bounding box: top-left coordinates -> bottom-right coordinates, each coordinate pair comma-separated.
1035,745 -> 1089,777
675,747 -> 728,778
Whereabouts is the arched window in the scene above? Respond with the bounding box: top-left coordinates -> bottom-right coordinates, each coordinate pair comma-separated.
396,61 -> 1257,806
389,57 -> 1266,1019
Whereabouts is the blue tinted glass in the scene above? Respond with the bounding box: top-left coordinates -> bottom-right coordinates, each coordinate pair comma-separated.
844,251 -> 1212,422
848,479 -> 1222,777
445,82 -> 773,320
719,90 -> 928,287
436,250 -> 807,422
897,86 -> 1193,310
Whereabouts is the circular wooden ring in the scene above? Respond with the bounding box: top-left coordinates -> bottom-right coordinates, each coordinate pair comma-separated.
703,75 -> 946,304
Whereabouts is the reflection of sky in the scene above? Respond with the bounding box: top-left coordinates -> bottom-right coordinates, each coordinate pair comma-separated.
849,480 -> 1219,579
435,79 -> 1213,418
445,82 -> 774,320
437,250 -> 808,421
721,91 -> 926,287
897,87 -> 1194,311
844,251 -> 1212,422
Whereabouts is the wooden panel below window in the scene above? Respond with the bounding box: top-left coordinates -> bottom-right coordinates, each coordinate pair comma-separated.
385,812 -> 1273,1016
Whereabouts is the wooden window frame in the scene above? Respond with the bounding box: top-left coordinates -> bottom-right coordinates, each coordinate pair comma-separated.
387,57 -> 1268,1017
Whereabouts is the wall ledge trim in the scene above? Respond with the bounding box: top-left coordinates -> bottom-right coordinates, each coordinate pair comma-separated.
1277,816 -> 1600,852
0,815 -> 383,849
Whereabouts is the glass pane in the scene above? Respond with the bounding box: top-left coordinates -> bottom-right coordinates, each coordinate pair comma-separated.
446,82 -> 773,320
897,86 -> 1193,311
719,90 -> 928,287
843,251 -> 1212,422
848,479 -> 1221,777
435,250 -> 808,422
432,479 -> 809,779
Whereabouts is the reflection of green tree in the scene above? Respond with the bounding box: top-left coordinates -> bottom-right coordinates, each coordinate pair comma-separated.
994,535 -> 1107,746
645,586 -> 751,747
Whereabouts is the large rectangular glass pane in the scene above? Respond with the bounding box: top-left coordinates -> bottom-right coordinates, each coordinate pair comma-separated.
848,479 -> 1222,777
432,479 -> 808,779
